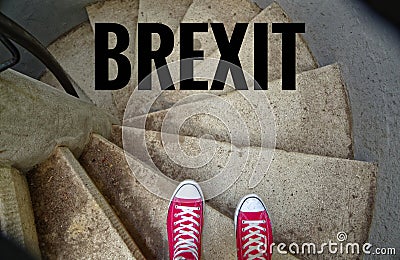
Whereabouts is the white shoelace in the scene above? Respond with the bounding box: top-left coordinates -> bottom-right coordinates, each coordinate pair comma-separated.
173,205 -> 201,260
241,220 -> 268,260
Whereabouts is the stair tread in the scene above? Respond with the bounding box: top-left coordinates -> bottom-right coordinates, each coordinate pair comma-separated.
40,23 -> 89,93
168,0 -> 261,64
27,147 -> 144,259
112,0 -> 261,119
40,22 -> 119,118
1,69 -> 116,171
206,2 -> 317,82
114,126 -> 376,259
0,166 -> 40,258
42,0 -> 141,119
86,0 -> 139,54
113,0 -> 193,120
79,134 -> 238,259
126,64 -> 353,159
88,0 -> 140,117
138,0 -> 192,31
122,2 -> 318,116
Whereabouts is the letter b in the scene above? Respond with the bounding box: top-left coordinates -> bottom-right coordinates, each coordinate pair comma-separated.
95,23 -> 131,90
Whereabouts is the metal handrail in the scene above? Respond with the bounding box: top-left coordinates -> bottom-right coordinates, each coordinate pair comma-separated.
0,12 -> 79,98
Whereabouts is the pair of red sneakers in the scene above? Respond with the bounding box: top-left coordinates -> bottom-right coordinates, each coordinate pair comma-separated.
167,180 -> 273,260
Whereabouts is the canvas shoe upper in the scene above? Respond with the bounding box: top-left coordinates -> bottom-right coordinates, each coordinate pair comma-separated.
235,194 -> 273,260
167,180 -> 204,260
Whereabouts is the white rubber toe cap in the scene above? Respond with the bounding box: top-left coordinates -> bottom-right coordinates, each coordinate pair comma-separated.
175,181 -> 203,199
238,194 -> 267,213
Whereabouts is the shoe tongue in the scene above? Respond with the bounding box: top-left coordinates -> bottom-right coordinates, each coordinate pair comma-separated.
241,214 -> 269,258
174,208 -> 200,259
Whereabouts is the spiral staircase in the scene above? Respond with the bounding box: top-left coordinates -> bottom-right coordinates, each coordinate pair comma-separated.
0,0 -> 377,259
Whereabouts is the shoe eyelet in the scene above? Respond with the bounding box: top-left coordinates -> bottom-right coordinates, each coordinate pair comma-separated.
174,205 -> 178,209
241,228 -> 245,232
174,213 -> 177,217
197,207 -> 200,210
242,220 -> 245,224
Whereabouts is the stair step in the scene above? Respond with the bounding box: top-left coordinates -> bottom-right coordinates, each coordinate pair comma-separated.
0,166 -> 40,258
137,0 -> 192,48
40,22 -> 119,118
112,0 -> 193,120
123,2 -> 318,117
86,0 -> 139,62
113,0 -> 261,119
206,2 -> 317,82
127,64 -> 353,159
88,0 -> 140,118
139,0 -> 192,27
116,127 -> 376,258
80,134 -> 238,259
27,147 -> 144,259
168,0 -> 261,64
1,69 -> 116,171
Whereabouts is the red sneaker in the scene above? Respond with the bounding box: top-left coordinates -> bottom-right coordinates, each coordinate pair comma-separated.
167,180 -> 204,260
235,194 -> 273,260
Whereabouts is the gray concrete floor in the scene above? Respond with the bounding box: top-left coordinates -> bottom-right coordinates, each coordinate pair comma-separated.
1,0 -> 399,257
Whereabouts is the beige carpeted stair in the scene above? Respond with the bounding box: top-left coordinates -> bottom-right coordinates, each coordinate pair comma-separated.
27,147 -> 145,259
112,127 -> 375,251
